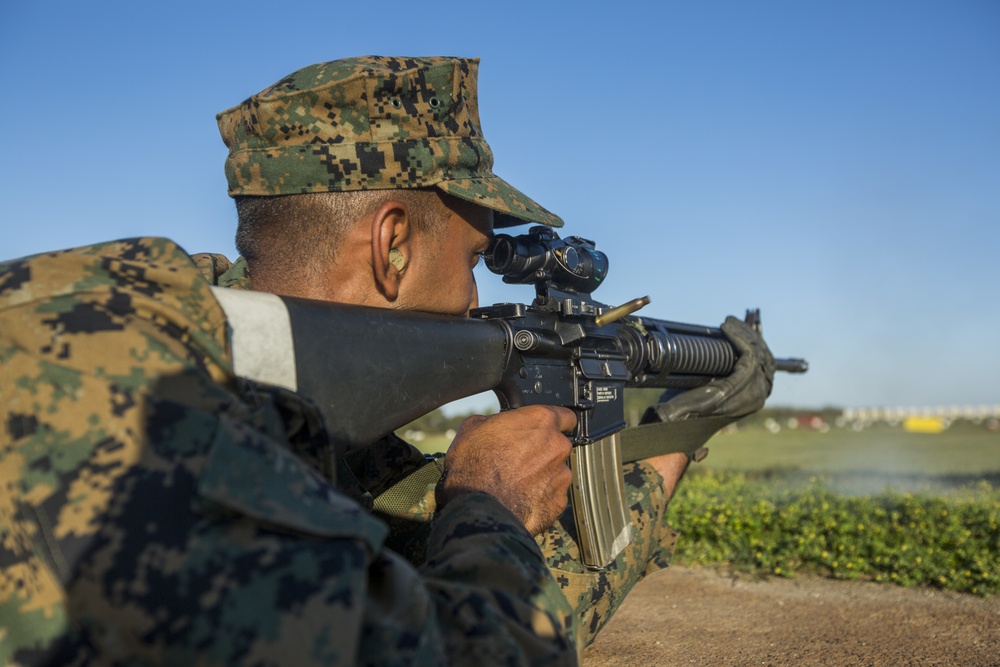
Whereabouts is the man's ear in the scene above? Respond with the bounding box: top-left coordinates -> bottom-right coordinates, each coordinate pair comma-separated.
370,199 -> 411,301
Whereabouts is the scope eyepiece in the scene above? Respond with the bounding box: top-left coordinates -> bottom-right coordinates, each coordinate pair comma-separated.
483,226 -> 608,295
484,234 -> 539,276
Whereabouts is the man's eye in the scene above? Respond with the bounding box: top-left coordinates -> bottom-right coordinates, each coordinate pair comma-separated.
472,252 -> 483,268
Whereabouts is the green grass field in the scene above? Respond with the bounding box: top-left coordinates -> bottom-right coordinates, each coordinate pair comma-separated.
699,422 -> 1000,495
705,422 -> 999,473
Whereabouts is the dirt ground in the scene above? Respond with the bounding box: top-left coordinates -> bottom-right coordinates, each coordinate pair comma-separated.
583,566 -> 1000,666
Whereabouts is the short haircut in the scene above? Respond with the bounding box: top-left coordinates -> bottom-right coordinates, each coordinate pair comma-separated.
234,188 -> 451,289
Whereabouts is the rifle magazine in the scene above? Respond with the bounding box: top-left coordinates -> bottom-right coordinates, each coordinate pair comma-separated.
569,432 -> 633,569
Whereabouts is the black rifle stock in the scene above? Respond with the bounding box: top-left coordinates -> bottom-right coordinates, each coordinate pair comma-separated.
211,226 -> 807,569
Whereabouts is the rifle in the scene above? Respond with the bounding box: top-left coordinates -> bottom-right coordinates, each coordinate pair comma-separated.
210,226 -> 807,569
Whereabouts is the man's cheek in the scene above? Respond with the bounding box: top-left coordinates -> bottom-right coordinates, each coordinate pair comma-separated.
469,277 -> 479,311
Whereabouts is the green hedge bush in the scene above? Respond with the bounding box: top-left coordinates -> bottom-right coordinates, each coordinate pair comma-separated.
666,471 -> 1000,596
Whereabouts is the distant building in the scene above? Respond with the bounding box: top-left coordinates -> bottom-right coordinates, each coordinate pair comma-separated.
841,404 -> 1000,428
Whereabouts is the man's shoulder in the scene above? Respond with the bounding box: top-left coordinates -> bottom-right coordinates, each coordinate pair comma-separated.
190,252 -> 251,290
2,237 -> 205,308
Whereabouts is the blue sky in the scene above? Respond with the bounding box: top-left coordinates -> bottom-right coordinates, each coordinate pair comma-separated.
2,0 -> 998,411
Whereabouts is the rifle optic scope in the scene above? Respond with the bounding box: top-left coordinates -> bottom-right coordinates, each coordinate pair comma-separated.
483,226 -> 609,294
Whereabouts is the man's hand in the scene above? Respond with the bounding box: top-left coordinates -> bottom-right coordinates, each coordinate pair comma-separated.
439,405 -> 576,536
653,315 -> 777,422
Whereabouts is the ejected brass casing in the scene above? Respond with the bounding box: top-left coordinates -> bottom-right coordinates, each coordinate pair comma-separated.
594,296 -> 651,327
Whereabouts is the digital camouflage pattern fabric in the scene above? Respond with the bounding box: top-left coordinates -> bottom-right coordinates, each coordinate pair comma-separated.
193,253 -> 682,651
217,56 -> 563,228
0,239 -> 578,665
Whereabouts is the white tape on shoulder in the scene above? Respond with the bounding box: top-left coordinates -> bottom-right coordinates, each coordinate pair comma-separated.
210,286 -> 297,391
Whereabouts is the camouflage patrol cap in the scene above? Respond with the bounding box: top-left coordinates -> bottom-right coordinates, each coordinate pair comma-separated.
217,56 -> 562,228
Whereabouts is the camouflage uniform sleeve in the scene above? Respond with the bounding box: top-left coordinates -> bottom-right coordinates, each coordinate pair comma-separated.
195,413 -> 579,666
535,460 -> 680,649
189,251 -> 252,290
190,251 -> 233,283
360,492 -> 578,665
0,239 -> 578,666
363,450 -> 680,651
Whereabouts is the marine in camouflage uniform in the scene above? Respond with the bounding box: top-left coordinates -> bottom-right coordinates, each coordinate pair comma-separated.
208,55 -> 684,646
2,56 -> 768,664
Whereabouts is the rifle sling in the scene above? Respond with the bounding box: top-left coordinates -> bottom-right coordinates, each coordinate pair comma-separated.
618,415 -> 734,462
371,416 -> 733,514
